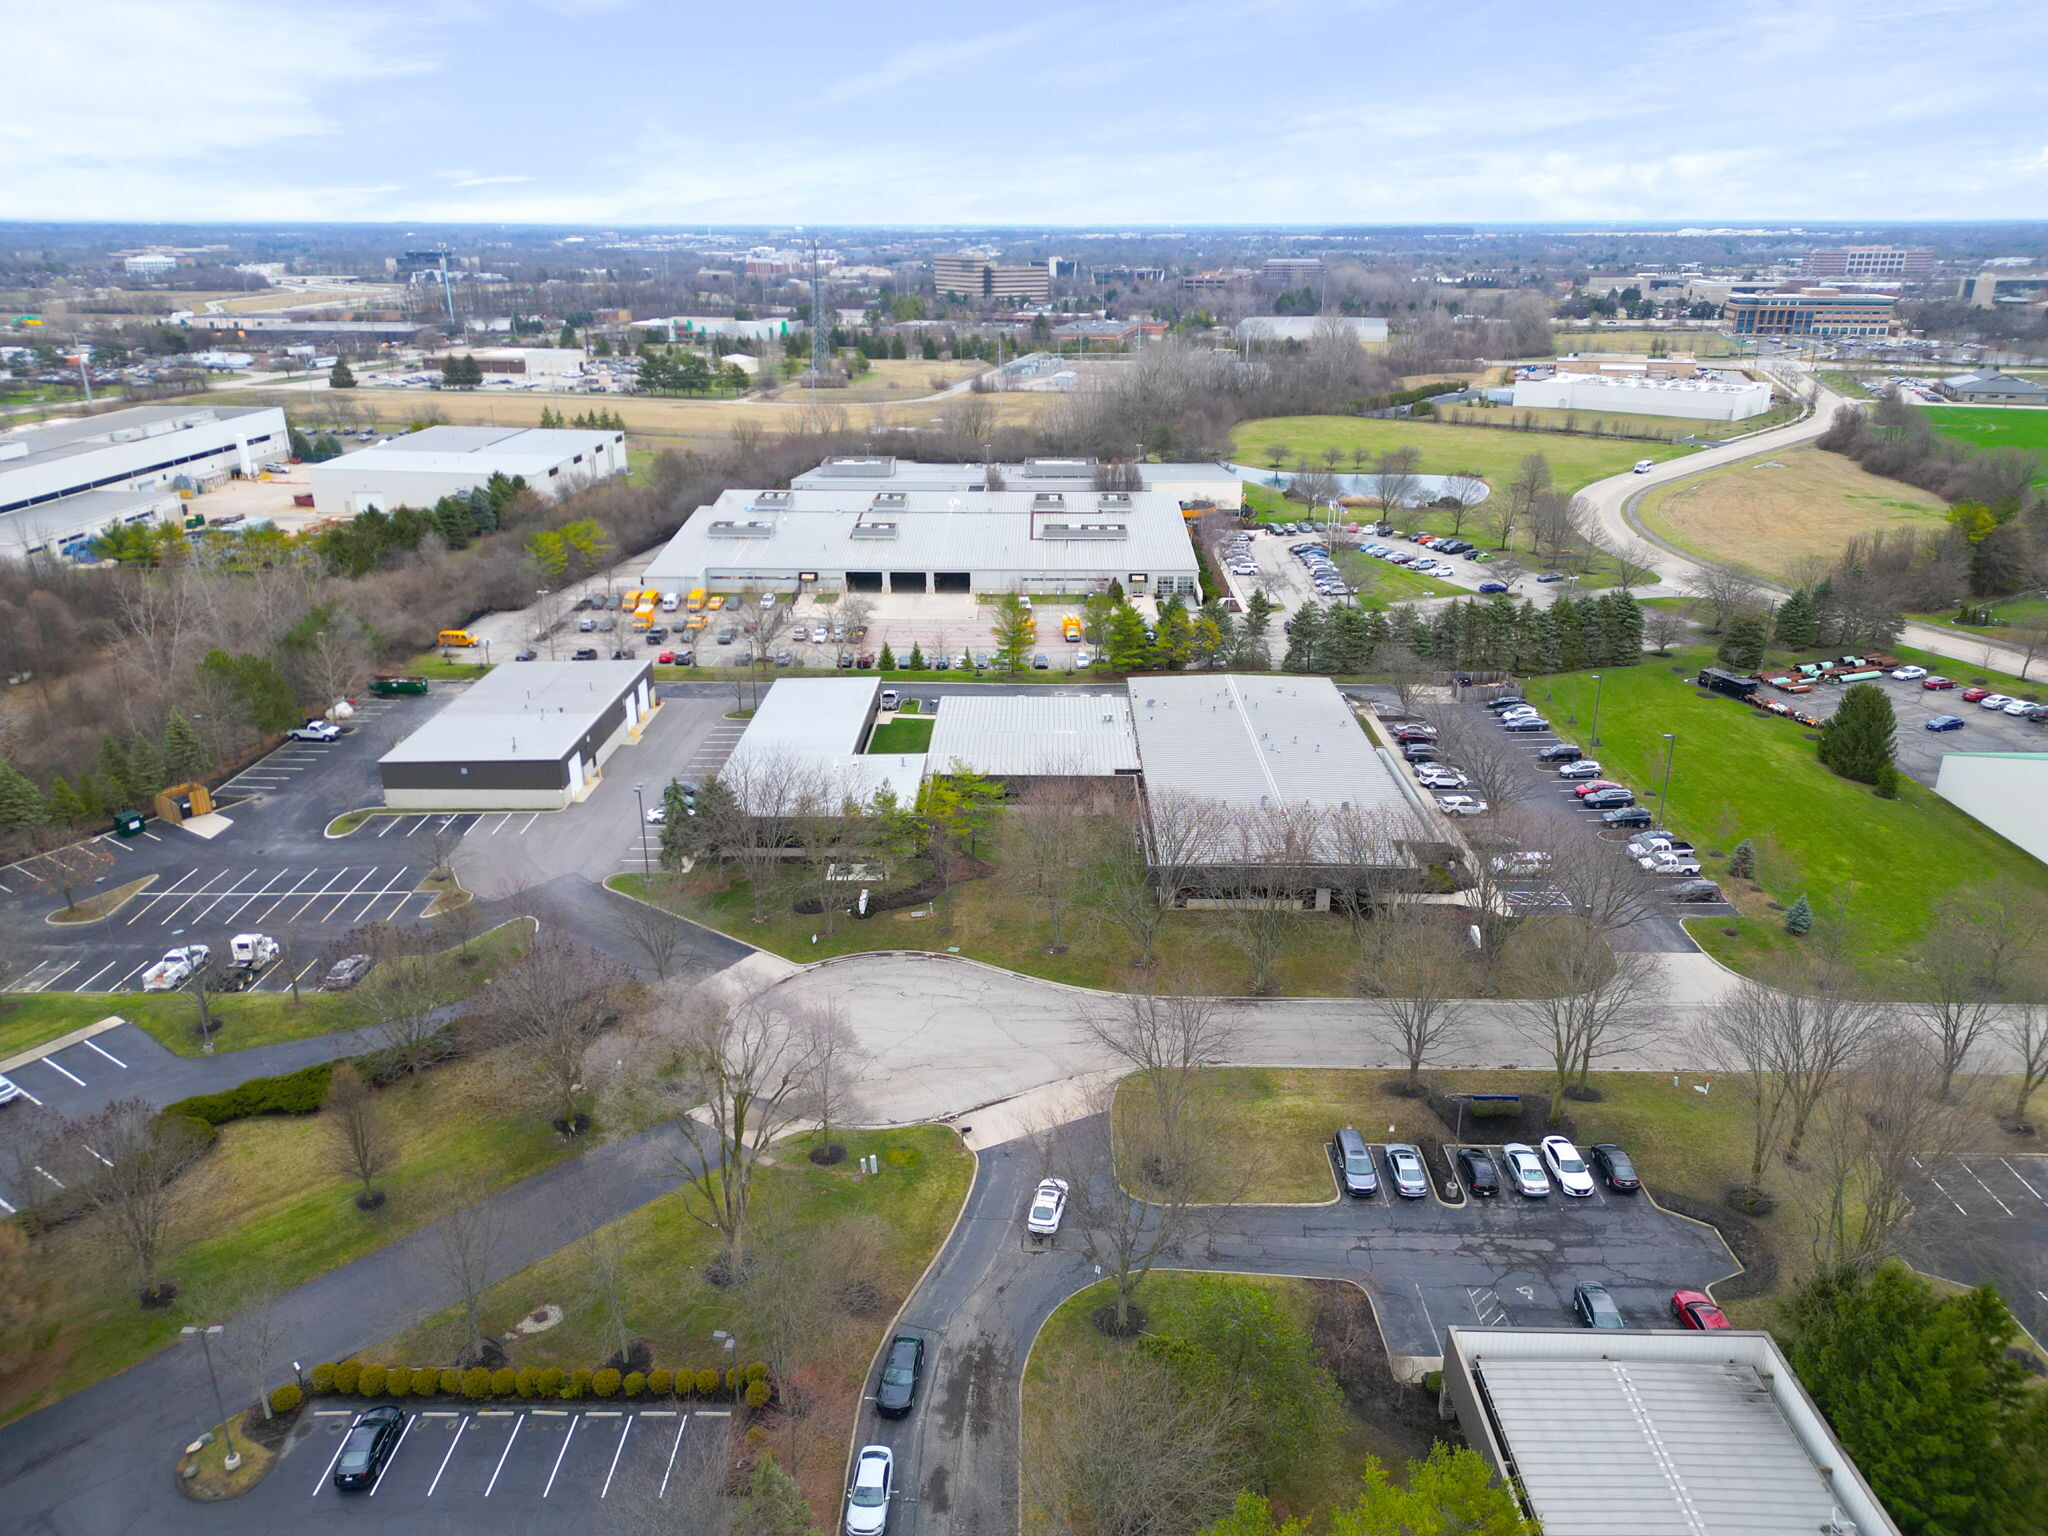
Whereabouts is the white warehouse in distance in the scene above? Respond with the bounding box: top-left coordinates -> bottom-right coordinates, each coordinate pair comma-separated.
1510,370 -> 1774,421
307,425 -> 629,517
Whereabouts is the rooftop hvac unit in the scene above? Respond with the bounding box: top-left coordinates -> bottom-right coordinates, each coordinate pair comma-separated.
1096,492 -> 1133,510
871,491 -> 907,508
1024,457 -> 1095,478
1038,521 -> 1128,540
849,521 -> 899,539
749,490 -> 793,510
1030,493 -> 1068,512
706,520 -> 776,538
819,455 -> 894,476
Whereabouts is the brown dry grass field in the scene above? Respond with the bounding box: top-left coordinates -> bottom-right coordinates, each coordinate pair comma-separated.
831,357 -> 984,401
1637,444 -> 1948,581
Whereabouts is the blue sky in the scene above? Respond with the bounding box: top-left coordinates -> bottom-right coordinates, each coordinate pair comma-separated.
8,0 -> 2046,224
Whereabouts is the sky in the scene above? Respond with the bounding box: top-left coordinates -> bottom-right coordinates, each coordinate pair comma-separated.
6,0 -> 2047,225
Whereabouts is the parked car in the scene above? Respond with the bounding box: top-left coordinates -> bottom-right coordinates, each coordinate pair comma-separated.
874,1334 -> 925,1419
1489,850 -> 1551,875
1384,1143 -> 1429,1198
1436,794 -> 1489,816
1556,759 -> 1604,779
1572,780 -> 1624,798
1477,581 -> 1510,594
1334,1126 -> 1379,1197
844,1445 -> 895,1536
1025,1177 -> 1069,1235
1665,878 -> 1723,902
1456,1146 -> 1501,1196
1574,1282 -> 1626,1330
2005,699 -> 2039,716
1580,787 -> 1634,807
1602,805 -> 1654,827
1961,687 -> 1993,702
1540,1135 -> 1595,1197
1671,1289 -> 1731,1330
1402,743 -> 1441,763
1921,676 -> 1956,690
1502,716 -> 1550,732
287,719 -> 341,742
319,954 -> 374,991
1502,1142 -> 1550,1197
1486,696 -> 1529,712
1393,724 -> 1438,742
1628,833 -> 1697,859
1979,694 -> 2016,711
1891,666 -> 1928,681
513,649 -> 537,662
1416,765 -> 1470,790
1590,1142 -> 1641,1192
1535,742 -> 1584,762
1536,572 -> 1567,583
1925,714 -> 1967,732
0,1074 -> 21,1107
332,1406 -> 407,1491
1498,706 -> 1542,722
571,646 -> 600,660
879,689 -> 900,710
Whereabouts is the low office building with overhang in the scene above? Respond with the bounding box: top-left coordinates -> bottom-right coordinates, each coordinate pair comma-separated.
642,481 -> 1200,600
1441,1327 -> 1900,1536
923,692 -> 1141,790
718,677 -> 925,813
377,660 -> 653,809
1934,369 -> 2048,404
308,426 -> 627,516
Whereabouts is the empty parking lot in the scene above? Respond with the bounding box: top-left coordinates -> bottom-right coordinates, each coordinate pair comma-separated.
1898,1152 -> 2048,1340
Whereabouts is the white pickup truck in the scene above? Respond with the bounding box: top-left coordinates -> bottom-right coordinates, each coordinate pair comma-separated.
141,944 -> 212,992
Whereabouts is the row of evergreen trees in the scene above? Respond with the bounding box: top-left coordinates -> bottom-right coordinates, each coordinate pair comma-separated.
1716,579 -> 1904,671
0,721 -> 212,834
312,473 -> 526,576
536,406 -> 628,430
1283,591 -> 1646,677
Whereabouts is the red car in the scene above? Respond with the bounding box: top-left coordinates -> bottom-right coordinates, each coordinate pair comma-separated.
1962,687 -> 1993,702
1671,1289 -> 1731,1330
1922,676 -> 1956,690
656,650 -> 677,663
1573,780 -> 1624,797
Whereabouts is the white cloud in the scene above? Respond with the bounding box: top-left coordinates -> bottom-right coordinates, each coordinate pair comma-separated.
450,175 -> 533,188
820,20 -> 1055,104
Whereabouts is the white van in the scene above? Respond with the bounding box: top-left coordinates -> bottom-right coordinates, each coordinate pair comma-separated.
1633,459 -> 1656,474
659,591 -> 680,612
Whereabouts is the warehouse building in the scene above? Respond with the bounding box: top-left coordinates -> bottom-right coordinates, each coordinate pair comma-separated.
0,486 -> 183,561
0,404 -> 289,520
307,425 -> 628,516
1441,1327 -> 1899,1536
1236,316 -> 1388,345
377,660 -> 653,810
1510,370 -> 1774,421
642,478 -> 1200,599
719,677 -> 924,812
791,456 -> 1244,511
1935,752 -> 2048,866
924,692 -> 1141,787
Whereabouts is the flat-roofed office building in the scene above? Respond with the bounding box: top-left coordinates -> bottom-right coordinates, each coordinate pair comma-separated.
932,256 -> 1051,304
1722,288 -> 1898,337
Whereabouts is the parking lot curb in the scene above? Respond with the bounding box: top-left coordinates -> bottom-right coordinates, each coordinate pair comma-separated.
0,1015 -> 125,1074
1643,1188 -> 1746,1299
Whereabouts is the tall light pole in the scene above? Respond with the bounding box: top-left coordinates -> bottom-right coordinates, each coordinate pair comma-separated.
1659,732 -> 1677,813
633,782 -> 650,878
182,1324 -> 239,1471
1588,673 -> 1605,748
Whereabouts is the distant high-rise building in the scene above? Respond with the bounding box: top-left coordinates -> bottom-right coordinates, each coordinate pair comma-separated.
1047,257 -> 1079,280
1722,288 -> 1898,337
932,256 -> 1051,304
1801,247 -> 1933,282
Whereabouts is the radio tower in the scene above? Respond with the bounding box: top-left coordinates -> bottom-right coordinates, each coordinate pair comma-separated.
807,236 -> 829,431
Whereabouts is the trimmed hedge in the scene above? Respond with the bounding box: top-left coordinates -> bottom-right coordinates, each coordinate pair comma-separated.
305,1358 -> 774,1404
166,1062 -> 334,1126
270,1384 -> 303,1414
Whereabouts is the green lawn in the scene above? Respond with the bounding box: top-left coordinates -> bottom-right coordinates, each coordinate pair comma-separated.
1530,651 -> 2048,978
3,1055 -> 580,1425
1231,415 -> 1691,493
1430,398 -> 1803,445
0,918 -> 533,1061
866,717 -> 935,753
1920,405 -> 2048,475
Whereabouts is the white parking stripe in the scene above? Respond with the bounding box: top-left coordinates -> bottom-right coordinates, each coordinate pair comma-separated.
427,1415 -> 469,1495
483,1413 -> 525,1496
112,962 -> 151,991
223,868 -> 294,924
314,1413 -> 363,1494
543,1413 -> 580,1496
72,962 -> 120,992
323,868 -> 386,922
601,1415 -> 634,1497
41,1057 -> 85,1086
285,868 -> 350,922
1957,1159 -> 2016,1216
348,873 -> 412,924
81,1037 -> 126,1067
9,1081 -> 41,1107
377,818 -> 403,837
127,869 -> 198,925
520,814 -> 539,832
0,1193 -> 15,1214
82,1143 -> 113,1167
1999,1158 -> 2048,1205
369,1412 -> 416,1494
33,1165 -> 64,1188
658,1416 -> 689,1499
188,870 -> 260,924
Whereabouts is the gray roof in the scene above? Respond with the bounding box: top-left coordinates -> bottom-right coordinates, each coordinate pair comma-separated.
0,405 -> 276,470
0,487 -> 175,551
379,660 -> 647,765
925,693 -> 1140,777
643,486 -> 1198,583
791,458 -> 1235,494
1941,369 -> 2048,394
721,678 -> 924,809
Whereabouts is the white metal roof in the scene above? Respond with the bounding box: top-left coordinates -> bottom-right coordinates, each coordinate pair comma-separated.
319,425 -> 617,479
379,661 -> 647,765
721,678 -> 924,810
925,693 -> 1140,777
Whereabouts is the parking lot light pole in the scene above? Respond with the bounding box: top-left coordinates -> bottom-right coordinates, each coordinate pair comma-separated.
1659,733 -> 1677,811
182,1325 -> 239,1471
1588,673 -> 1604,748
633,782 -> 650,878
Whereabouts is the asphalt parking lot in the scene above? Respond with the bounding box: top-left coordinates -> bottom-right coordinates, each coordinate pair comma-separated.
1896,1151 -> 2048,1341
1780,669 -> 2048,787
229,1404 -> 729,1530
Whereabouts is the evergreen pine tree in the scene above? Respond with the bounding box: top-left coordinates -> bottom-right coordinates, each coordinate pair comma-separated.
1554,598 -> 1585,671
97,733 -> 135,804
163,713 -> 210,781
1773,587 -> 1818,650
1281,603 -> 1325,672
46,776 -> 85,824
1534,603 -> 1564,675
1809,577 -> 1841,647
1604,590 -> 1645,664
1718,611 -> 1770,671
1323,605 -> 1370,673
733,1454 -> 814,1536
1727,838 -> 1757,879
74,770 -> 104,820
0,758 -> 49,833
328,358 -> 356,389
1784,895 -> 1814,936
1817,682 -> 1897,786
877,641 -> 895,670
905,641 -> 925,671
124,732 -> 164,801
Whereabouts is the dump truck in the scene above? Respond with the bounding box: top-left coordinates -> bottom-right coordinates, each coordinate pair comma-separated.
209,933 -> 280,993
142,944 -> 212,992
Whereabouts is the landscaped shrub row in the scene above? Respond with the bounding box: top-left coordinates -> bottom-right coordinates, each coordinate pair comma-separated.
307,1359 -> 771,1404
165,1061 -> 335,1125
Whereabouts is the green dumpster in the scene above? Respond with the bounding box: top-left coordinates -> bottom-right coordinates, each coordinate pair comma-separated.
111,809 -> 146,837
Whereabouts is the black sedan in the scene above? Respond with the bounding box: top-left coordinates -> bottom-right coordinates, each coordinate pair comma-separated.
1601,806 -> 1654,827
1591,1143 -> 1641,1192
1574,1282 -> 1626,1330
1580,787 -> 1635,808
874,1333 -> 925,1419
1456,1146 -> 1501,1196
332,1405 -> 407,1490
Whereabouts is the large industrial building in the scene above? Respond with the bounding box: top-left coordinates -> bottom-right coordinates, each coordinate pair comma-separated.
1934,752 -> 2048,866
0,403 -> 288,560
642,473 -> 1201,600
1721,288 -> 1898,337
377,660 -> 654,809
1236,316 -> 1389,345
1801,246 -> 1932,282
307,425 -> 628,516
1441,1328 -> 1899,1536
1510,370 -> 1774,421
791,455 -> 1244,510
717,677 -> 925,812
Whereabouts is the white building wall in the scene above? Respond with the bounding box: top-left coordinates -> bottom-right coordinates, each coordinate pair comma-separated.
0,406 -> 289,511
1510,376 -> 1772,421
1934,754 -> 2048,866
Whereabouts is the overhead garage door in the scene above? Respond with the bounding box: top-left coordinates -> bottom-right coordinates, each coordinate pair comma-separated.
932,572 -> 971,594
846,571 -> 884,593
890,572 -> 928,593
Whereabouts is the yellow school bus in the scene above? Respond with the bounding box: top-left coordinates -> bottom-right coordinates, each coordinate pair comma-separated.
686,589 -> 708,612
437,629 -> 479,648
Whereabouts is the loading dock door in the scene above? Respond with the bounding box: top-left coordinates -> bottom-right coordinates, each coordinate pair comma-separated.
889,572 -> 928,593
846,571 -> 884,593
932,572 -> 971,594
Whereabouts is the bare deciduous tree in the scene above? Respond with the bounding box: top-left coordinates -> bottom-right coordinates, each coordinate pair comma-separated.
1443,471 -> 1488,535
1995,1002 -> 2048,1126
1606,538 -> 1663,592
615,895 -> 694,980
325,1063 -> 393,1210
355,953 -> 451,1080
71,1097 -> 209,1301
1084,984 -> 1241,1173
1353,912 -> 1474,1090
1645,602 -> 1691,654
1505,933 -> 1666,1119
1909,882 -> 2045,1100
1686,565 -> 1766,632
998,777 -> 1101,956
433,1183 -> 507,1363
1433,712 -> 1546,814
477,936 -> 626,1130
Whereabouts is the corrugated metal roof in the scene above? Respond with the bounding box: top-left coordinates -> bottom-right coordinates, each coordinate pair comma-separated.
1478,1358 -> 1871,1536
722,678 -> 924,810
925,694 -> 1139,777
379,660 -> 647,765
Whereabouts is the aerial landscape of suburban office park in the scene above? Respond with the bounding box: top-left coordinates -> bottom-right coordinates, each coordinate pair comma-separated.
2,8 -> 2047,1536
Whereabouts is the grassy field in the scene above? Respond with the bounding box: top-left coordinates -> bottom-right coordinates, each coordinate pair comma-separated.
1636,444 -> 1949,581
369,1125 -> 971,1519
1230,415 -> 1690,494
610,867 -> 1360,996
1430,398 -> 1801,444
0,918 -> 533,1061
1529,650 -> 2048,978
2,1053 -> 581,1425
831,358 -> 983,402
1920,404 -> 2048,475
866,716 -> 935,753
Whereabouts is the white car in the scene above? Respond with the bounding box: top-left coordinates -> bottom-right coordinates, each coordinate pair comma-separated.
1025,1177 -> 1069,1235
1639,852 -> 1704,875
0,1074 -> 21,1106
1890,666 -> 1927,681
645,804 -> 666,824
758,592 -> 778,608
2005,699 -> 2039,716
1978,694 -> 2015,710
1502,1142 -> 1551,1197
1436,794 -> 1489,816
287,719 -> 341,742
844,1445 -> 894,1536
1416,766 -> 1469,790
1489,850 -> 1550,875
1540,1135 -> 1595,1197
1556,759 -> 1603,779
